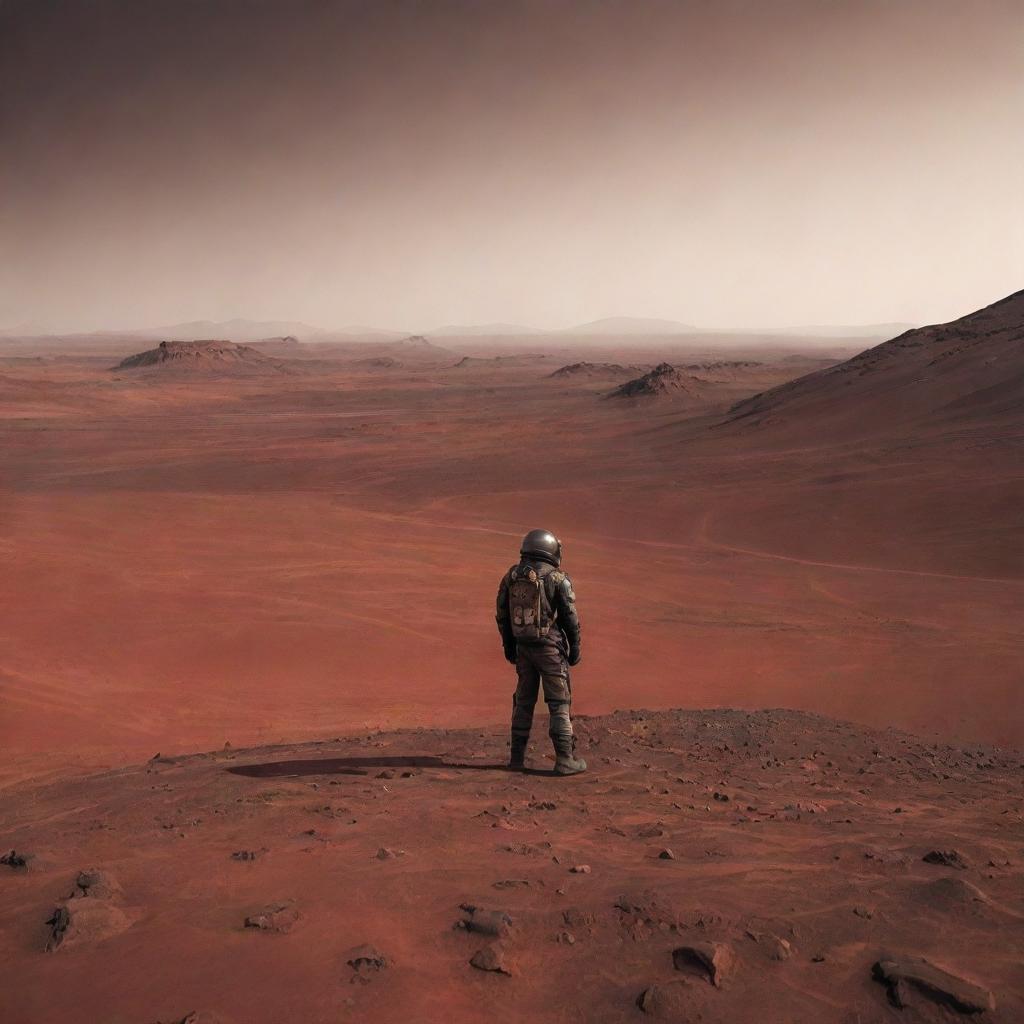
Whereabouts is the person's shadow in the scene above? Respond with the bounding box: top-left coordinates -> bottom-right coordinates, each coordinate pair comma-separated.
226,755 -> 558,778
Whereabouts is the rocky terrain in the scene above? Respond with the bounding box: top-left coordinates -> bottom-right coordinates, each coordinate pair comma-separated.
1,709 -> 1021,1023
609,362 -> 705,399
683,360 -> 766,380
549,361 -> 644,379
453,354 -> 554,369
114,340 -> 286,375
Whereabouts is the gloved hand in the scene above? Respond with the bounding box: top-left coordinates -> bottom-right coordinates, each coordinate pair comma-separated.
568,646 -> 581,667
503,642 -> 517,664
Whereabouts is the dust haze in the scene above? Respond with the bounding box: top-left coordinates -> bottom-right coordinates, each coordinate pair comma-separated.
2,0 -> 1022,334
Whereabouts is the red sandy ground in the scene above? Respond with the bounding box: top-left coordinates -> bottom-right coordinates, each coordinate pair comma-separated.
0,710 -> 1021,1023
0,341 -> 1020,787
0,327 -> 1022,1023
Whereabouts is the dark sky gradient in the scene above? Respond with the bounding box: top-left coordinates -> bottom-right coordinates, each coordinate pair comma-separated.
2,0 -> 1022,333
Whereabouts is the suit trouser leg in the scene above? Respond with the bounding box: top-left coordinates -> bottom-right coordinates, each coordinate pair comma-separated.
511,651 -> 541,742
537,648 -> 573,742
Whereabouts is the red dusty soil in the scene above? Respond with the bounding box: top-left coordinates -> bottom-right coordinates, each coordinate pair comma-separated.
0,709 -> 1021,1023
1,304 -> 1022,1021
1,320 -> 1021,787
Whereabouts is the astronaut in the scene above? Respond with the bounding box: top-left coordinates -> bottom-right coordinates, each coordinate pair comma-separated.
495,529 -> 585,775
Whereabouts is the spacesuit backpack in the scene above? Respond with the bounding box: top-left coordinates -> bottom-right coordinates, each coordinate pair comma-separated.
507,564 -> 561,640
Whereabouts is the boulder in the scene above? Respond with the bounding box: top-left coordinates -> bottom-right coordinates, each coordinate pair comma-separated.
672,941 -> 734,988
470,944 -> 511,975
243,904 -> 300,933
345,944 -> 387,975
923,849 -> 969,870
872,956 -> 994,1013
459,904 -> 512,937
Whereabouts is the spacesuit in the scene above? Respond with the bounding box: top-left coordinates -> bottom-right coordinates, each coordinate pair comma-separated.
495,529 -> 586,775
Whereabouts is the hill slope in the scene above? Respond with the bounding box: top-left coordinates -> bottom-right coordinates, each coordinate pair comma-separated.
728,290 -> 1024,438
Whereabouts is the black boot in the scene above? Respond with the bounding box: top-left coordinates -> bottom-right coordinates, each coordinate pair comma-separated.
509,734 -> 529,771
551,734 -> 587,776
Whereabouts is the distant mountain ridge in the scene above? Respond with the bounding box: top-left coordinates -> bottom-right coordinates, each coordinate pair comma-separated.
1,316 -> 920,343
425,323 -> 547,337
561,316 -> 697,336
131,319 -> 330,343
757,322 -> 917,339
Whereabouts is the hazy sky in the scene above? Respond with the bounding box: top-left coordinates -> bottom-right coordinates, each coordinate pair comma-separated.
2,0 -> 1022,333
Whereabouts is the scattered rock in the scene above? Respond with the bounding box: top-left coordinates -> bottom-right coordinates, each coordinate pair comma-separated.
70,868 -> 118,899
747,929 -> 792,961
470,944 -> 511,975
1,849 -> 31,870
569,864 -> 591,874
635,823 -> 666,838
563,907 -> 596,931
782,801 -> 827,816
230,849 -> 265,862
635,980 -> 692,1015
636,986 -> 659,1013
499,841 -> 551,857
44,900 -> 131,951
672,942 -> 734,987
923,849 -> 968,870
872,956 -> 995,1013
375,847 -> 405,860
44,906 -> 71,951
492,879 -> 530,889
459,904 -> 512,937
918,876 -> 991,908
345,943 -> 387,978
615,892 -> 681,937
244,904 -> 300,933
42,865 -> 132,950
658,849 -> 675,860
863,848 -> 910,868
